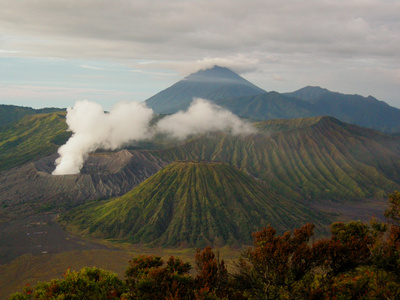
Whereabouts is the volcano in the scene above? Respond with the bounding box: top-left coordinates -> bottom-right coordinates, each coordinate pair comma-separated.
145,66 -> 265,114
60,161 -> 324,247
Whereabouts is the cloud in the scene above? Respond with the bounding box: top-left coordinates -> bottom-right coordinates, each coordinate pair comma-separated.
0,0 -> 399,107
272,74 -> 283,82
80,65 -> 106,70
53,98 -> 256,175
1,1 -> 399,61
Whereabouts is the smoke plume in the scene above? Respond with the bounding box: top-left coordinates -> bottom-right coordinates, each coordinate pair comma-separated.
53,98 -> 255,175
156,98 -> 255,139
52,100 -> 153,175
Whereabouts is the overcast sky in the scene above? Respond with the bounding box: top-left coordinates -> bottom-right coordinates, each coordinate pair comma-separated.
1,0 -> 399,109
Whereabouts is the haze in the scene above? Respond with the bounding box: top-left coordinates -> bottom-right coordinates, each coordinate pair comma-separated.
0,0 -> 399,109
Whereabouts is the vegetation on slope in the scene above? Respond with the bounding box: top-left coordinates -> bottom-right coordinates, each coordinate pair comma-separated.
60,161 -> 325,247
0,104 -> 64,127
214,92 -> 315,120
0,112 -> 70,171
154,116 -> 400,201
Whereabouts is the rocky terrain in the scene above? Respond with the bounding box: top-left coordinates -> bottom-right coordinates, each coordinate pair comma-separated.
0,150 -> 168,222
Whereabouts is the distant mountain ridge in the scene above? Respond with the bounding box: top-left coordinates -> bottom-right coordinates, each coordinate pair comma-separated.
216,86 -> 400,134
145,66 -> 400,133
0,104 -> 64,127
283,86 -> 331,103
145,66 -> 266,114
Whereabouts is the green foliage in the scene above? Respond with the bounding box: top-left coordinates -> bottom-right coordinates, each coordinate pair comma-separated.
9,267 -> 126,300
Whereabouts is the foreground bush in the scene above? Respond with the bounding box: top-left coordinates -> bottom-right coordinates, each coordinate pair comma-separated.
10,192 -> 400,299
10,267 -> 126,299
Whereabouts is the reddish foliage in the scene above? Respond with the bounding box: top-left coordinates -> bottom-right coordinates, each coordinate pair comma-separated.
194,246 -> 229,298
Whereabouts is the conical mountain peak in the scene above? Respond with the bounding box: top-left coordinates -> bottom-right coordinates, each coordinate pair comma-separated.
145,66 -> 265,114
61,161 -> 319,247
184,66 -> 254,84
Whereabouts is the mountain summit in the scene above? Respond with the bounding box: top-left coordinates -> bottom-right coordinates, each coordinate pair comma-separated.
145,66 -> 265,114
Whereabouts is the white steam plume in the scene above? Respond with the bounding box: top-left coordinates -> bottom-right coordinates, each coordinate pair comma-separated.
52,100 -> 154,175
156,98 -> 255,139
53,98 -> 255,175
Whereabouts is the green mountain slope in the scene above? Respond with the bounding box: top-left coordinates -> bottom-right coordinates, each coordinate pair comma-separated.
145,66 -> 265,114
153,117 -> 400,201
0,104 -> 64,127
61,161 -> 325,247
0,112 -> 70,171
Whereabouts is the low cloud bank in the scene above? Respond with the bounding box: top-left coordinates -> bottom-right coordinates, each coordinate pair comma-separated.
53,98 -> 255,175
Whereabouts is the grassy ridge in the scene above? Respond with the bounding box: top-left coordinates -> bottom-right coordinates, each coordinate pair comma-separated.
60,161 -> 326,247
0,112 -> 70,171
154,117 -> 400,201
2,113 -> 399,202
0,104 -> 64,127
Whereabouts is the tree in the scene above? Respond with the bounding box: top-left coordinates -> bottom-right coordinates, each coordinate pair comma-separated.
9,267 -> 126,300
319,221 -> 374,275
371,192 -> 400,277
384,191 -> 400,226
124,255 -> 193,299
232,223 -> 316,299
194,246 -> 229,299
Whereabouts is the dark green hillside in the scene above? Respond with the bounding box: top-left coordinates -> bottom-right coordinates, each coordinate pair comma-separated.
61,161 -> 324,247
154,117 -> 400,201
214,92 -> 314,120
214,86 -> 400,133
145,66 -> 265,114
283,86 -> 330,103
0,112 -> 70,171
312,93 -> 400,133
286,87 -> 400,133
0,104 -> 64,127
